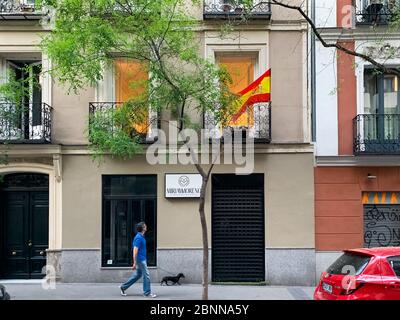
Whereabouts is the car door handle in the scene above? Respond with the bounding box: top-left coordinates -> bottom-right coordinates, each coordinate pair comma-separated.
389,282 -> 400,288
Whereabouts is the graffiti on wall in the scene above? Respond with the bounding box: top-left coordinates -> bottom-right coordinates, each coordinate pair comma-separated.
364,205 -> 400,248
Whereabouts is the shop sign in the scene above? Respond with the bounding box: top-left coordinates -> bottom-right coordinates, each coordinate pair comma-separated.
165,174 -> 202,198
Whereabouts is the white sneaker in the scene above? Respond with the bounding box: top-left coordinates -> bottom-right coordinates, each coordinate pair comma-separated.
144,293 -> 157,298
120,286 -> 127,296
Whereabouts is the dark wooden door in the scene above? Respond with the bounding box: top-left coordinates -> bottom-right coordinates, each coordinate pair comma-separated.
1,191 -> 48,279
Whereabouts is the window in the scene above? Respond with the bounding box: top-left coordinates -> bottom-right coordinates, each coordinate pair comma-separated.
0,60 -> 44,141
216,53 -> 256,129
94,58 -> 158,141
356,0 -> 400,24
102,175 -> 157,267
115,59 -> 149,134
364,69 -> 400,115
388,256 -> 400,277
203,51 -> 271,141
326,253 -> 371,275
362,69 -> 400,145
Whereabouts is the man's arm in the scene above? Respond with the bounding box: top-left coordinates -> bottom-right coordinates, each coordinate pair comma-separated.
132,247 -> 139,270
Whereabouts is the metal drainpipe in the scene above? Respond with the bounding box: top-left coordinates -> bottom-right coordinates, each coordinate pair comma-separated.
311,0 -> 316,142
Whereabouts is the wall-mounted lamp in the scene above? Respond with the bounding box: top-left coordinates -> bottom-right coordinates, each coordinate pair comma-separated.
367,173 -> 377,179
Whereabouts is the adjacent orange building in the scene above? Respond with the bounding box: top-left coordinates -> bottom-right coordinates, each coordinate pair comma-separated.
314,0 -> 400,278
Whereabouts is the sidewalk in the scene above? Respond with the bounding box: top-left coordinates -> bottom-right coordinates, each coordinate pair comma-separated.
0,281 -> 315,300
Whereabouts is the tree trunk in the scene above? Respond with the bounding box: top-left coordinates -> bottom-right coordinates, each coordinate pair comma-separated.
198,175 -> 209,300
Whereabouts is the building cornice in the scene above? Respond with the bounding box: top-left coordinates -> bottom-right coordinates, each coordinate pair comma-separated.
316,155 -> 400,167
316,27 -> 400,41
0,143 -> 314,157
0,144 -> 62,157
200,20 -> 308,32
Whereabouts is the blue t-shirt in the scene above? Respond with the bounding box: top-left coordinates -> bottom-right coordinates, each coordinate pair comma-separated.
133,233 -> 146,262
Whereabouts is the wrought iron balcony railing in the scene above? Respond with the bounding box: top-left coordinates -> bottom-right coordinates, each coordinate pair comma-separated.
353,113 -> 400,154
204,0 -> 271,19
355,0 -> 399,25
0,0 -> 45,19
89,102 -> 159,143
0,102 -> 52,143
204,102 -> 271,143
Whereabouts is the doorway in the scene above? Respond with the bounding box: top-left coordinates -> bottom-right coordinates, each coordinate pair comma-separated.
0,173 -> 49,279
212,174 -> 265,282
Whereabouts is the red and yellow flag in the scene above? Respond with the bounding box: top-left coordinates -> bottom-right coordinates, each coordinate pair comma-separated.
231,69 -> 271,123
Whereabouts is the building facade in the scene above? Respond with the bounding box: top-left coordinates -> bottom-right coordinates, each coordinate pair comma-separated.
0,0 -> 315,285
314,0 -> 400,282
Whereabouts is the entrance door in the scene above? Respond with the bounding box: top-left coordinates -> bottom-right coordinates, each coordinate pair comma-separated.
212,174 -> 265,282
0,174 -> 49,279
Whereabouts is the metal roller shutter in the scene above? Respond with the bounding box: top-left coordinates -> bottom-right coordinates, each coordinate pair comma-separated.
364,205 -> 400,248
212,174 -> 265,282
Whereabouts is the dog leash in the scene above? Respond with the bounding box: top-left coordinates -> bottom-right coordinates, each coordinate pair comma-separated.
156,266 -> 179,276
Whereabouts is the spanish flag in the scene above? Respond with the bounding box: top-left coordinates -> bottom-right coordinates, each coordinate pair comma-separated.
231,69 -> 271,123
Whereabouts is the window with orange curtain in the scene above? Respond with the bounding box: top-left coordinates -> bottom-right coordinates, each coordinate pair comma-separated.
216,54 -> 256,128
114,59 -> 149,134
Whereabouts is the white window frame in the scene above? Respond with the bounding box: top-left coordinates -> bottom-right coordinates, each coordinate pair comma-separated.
0,59 -> 44,140
205,42 -> 268,139
96,61 -> 158,142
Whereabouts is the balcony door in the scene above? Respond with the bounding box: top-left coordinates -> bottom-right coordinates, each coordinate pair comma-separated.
363,69 -> 400,152
95,59 -> 158,141
3,60 -> 42,141
28,62 -> 43,140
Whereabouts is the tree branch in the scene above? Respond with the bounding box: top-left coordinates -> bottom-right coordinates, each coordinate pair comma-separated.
245,0 -> 400,76
262,0 -> 400,76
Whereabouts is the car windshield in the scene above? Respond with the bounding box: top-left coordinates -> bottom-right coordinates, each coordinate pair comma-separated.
326,252 -> 371,275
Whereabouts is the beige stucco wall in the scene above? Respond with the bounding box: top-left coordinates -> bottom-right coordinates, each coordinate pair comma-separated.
61,152 -> 314,249
0,19 -> 308,146
51,30 -> 308,145
271,0 -> 306,21
0,29 -> 46,50
52,81 -> 95,145
269,30 -> 306,143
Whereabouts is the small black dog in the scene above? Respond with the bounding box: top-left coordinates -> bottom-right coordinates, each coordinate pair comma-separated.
0,285 -> 10,300
160,273 -> 185,286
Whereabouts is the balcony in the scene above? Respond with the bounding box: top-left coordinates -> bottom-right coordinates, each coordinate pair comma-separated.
204,102 -> 271,143
0,0 -> 46,20
355,0 -> 399,25
0,102 -> 52,143
89,102 -> 159,143
353,114 -> 400,154
203,0 -> 271,20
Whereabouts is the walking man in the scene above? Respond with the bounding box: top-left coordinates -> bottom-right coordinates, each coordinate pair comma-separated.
120,222 -> 157,298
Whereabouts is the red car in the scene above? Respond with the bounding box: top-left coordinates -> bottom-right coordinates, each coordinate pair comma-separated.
314,247 -> 400,300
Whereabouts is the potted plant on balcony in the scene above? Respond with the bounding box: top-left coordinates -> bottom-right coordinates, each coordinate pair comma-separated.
234,7 -> 244,14
19,0 -> 35,12
222,0 -> 235,13
20,5 -> 35,12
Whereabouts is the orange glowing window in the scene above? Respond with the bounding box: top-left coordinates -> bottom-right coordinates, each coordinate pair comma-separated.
216,54 -> 256,127
115,59 -> 149,134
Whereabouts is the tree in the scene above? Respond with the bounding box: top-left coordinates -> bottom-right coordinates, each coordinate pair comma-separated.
39,0 -> 238,300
